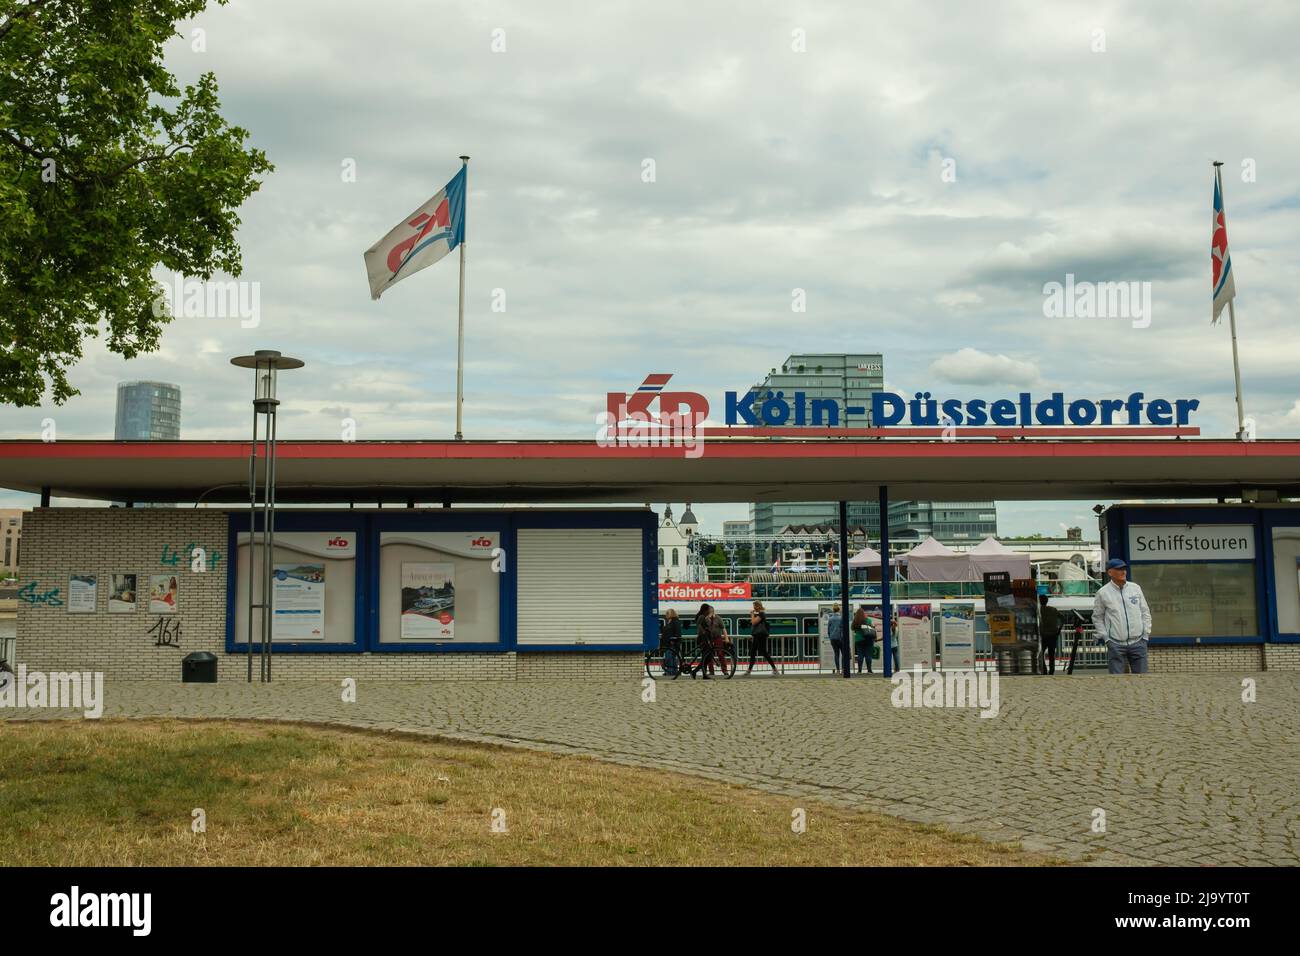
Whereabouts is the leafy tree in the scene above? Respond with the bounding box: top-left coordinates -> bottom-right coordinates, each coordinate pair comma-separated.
0,0 -> 272,405
704,544 -> 726,581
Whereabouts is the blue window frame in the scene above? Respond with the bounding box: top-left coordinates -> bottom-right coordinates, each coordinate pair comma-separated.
226,509 -> 657,654
367,511 -> 513,653
225,511 -> 369,654
1259,509 -> 1300,644
1104,505 -> 1267,645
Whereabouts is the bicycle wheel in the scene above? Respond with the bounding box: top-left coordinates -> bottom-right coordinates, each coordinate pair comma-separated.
645,652 -> 655,680
719,644 -> 738,679
674,646 -> 696,680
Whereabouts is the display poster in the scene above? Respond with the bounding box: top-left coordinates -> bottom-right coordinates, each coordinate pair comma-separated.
401,562 -> 456,640
67,573 -> 97,613
149,574 -> 178,614
940,603 -> 976,669
897,603 -> 933,670
108,573 -> 137,613
987,612 -> 1017,646
236,531 -> 356,645
380,532 -> 499,644
272,563 -> 326,640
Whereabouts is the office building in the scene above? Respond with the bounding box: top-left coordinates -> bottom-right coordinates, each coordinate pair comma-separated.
115,381 -> 182,440
746,353 -> 995,541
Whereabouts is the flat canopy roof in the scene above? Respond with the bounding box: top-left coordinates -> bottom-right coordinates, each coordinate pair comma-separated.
2,438 -> 1299,504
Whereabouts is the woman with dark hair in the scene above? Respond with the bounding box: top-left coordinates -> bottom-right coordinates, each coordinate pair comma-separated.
852,605 -> 876,673
694,603 -> 718,679
746,600 -> 779,675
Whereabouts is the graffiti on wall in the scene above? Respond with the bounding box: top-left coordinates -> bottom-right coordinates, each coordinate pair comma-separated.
160,542 -> 222,572
148,618 -> 182,648
17,582 -> 62,607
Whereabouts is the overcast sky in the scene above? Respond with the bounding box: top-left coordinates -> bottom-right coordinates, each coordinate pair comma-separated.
3,0 -> 1299,535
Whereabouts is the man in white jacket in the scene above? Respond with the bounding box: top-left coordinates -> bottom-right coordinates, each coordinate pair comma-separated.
1092,558 -> 1153,674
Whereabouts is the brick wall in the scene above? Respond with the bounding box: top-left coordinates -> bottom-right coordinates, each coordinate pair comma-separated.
1263,643 -> 1300,671
516,652 -> 643,681
14,509 -> 641,682
17,508 -> 228,680
1149,643 -> 1265,672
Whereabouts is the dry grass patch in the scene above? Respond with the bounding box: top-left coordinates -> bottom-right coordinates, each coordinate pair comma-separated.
0,720 -> 1061,866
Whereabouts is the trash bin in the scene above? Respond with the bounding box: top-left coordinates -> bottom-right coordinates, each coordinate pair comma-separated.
182,651 -> 218,683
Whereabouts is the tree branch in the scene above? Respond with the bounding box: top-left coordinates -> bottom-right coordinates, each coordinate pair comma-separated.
103,141 -> 194,180
0,0 -> 51,44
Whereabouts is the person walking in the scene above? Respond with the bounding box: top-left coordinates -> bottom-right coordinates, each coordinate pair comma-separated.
885,610 -> 900,672
661,608 -> 682,676
710,606 -> 732,677
694,604 -> 717,679
853,605 -> 877,673
747,600 -> 779,675
827,602 -> 846,673
1092,558 -> 1152,674
1038,594 -> 1063,675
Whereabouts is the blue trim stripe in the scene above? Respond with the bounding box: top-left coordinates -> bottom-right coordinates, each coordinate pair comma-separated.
1214,257 -> 1232,297
225,508 -> 656,655
392,228 -> 453,278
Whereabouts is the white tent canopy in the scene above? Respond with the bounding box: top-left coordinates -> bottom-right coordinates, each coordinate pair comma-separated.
967,536 -> 1032,580
902,536 -> 971,582
847,546 -> 897,568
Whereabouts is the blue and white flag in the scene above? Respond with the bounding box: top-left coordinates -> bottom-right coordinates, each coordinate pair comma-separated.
364,166 -> 466,300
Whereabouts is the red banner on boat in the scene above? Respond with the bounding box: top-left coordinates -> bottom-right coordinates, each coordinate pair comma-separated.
658,582 -> 752,602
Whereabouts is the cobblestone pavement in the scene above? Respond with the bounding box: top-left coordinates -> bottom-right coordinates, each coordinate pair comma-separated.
3,671 -> 1298,866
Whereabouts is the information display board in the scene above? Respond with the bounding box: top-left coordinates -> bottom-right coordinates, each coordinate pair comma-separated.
234,531 -> 357,644
897,603 -> 933,670
272,563 -> 326,640
939,603 -> 976,669
379,531 -> 499,644
67,573 -> 97,614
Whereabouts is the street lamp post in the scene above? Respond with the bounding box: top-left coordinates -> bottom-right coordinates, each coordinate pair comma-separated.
230,350 -> 304,682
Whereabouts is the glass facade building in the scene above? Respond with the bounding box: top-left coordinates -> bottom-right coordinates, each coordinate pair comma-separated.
115,382 -> 182,441
746,354 -> 996,541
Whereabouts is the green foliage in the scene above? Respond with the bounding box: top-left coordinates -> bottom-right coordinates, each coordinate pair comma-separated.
0,0 -> 273,405
704,544 -> 726,581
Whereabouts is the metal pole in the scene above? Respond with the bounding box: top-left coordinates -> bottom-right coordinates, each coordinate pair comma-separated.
261,400 -> 274,681
880,485 -> 892,678
247,397 -> 257,683
1227,299 -> 1245,439
839,501 -> 851,677
1215,163 -> 1246,440
454,155 -> 469,440
266,405 -> 278,682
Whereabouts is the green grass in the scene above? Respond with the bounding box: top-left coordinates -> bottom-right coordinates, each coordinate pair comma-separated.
0,719 -> 1062,866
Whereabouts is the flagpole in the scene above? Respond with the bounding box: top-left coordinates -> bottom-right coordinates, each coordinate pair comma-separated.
1214,161 -> 1246,440
455,154 -> 469,441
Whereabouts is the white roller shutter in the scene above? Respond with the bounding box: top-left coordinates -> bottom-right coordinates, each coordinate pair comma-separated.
516,528 -> 644,645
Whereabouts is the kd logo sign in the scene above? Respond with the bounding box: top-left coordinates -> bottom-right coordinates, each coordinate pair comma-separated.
606,374 -> 709,428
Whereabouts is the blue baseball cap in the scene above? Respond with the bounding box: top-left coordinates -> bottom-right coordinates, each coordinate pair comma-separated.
1106,558 -> 1127,570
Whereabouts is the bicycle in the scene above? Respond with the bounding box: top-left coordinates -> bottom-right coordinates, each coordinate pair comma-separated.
0,635 -> 14,693
646,638 -> 737,679
680,638 -> 737,680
